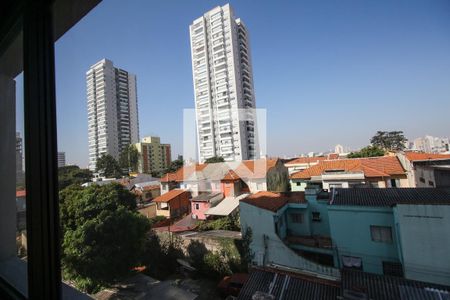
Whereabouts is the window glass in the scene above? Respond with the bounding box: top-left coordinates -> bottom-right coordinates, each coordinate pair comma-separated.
370,226 -> 393,243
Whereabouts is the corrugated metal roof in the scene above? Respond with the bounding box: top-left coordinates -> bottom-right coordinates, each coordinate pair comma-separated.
237,270 -> 340,300
342,269 -> 450,300
330,188 -> 450,207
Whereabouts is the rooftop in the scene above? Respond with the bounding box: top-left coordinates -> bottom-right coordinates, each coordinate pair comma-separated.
237,269 -> 340,300
291,156 -> 405,180
190,191 -> 223,202
330,188 -> 450,207
153,189 -> 190,203
240,191 -> 306,212
405,151 -> 450,162
161,159 -> 279,183
342,269 -> 450,300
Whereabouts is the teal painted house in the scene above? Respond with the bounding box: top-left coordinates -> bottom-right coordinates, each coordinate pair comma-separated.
240,187 -> 450,286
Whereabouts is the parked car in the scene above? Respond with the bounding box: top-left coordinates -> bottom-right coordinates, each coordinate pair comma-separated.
217,273 -> 249,297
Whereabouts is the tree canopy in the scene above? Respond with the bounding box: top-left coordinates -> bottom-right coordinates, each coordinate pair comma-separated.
204,156 -> 225,163
119,145 -> 139,173
166,155 -> 184,173
58,165 -> 92,190
96,154 -> 123,178
347,145 -> 385,158
60,183 -> 150,293
370,131 -> 407,151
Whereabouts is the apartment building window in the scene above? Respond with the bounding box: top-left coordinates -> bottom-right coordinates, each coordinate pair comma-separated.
290,213 -> 303,224
342,256 -> 363,270
312,212 -> 321,222
370,226 -> 393,243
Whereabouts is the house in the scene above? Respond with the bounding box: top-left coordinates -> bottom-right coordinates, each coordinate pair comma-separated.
290,156 -> 409,191
130,182 -> 160,204
160,158 -> 289,196
328,188 -> 450,285
153,189 -> 191,219
284,156 -> 327,175
239,187 -> 450,286
190,192 -> 223,220
239,190 -> 341,279
397,152 -> 450,188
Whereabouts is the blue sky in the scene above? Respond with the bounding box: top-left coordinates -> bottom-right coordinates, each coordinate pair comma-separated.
18,0 -> 450,167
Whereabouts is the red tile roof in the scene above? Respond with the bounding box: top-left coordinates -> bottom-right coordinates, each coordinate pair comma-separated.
405,152 -> 450,162
161,159 -> 279,182
290,156 -> 405,180
16,190 -> 26,197
285,156 -> 327,166
142,185 -> 160,191
241,191 -> 306,212
160,164 -> 207,182
153,189 -> 190,203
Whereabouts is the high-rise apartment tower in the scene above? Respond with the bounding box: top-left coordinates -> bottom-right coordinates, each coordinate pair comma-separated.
86,59 -> 139,171
190,4 -> 257,163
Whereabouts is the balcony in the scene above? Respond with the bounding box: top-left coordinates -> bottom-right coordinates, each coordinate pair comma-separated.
286,235 -> 332,250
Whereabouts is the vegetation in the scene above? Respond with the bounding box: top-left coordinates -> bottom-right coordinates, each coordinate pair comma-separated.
204,156 -> 225,163
267,170 -> 290,192
186,235 -> 251,279
196,215 -> 240,232
60,183 -> 150,293
58,165 -> 92,190
119,145 -> 139,173
96,154 -> 123,178
347,145 -> 385,158
166,155 -> 184,173
143,233 -> 184,279
370,131 -> 407,151
148,215 -> 167,227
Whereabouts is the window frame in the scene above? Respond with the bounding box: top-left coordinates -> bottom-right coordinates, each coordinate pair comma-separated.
370,225 -> 393,244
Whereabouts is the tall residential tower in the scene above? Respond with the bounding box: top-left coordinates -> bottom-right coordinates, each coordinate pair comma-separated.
190,4 -> 257,163
86,59 -> 139,171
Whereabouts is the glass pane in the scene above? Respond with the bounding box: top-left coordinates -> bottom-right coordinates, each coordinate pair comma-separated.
0,25 -> 27,296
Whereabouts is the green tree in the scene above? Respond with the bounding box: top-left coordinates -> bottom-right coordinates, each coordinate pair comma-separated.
370,131 -> 407,151
96,154 -> 123,178
60,183 -> 150,293
119,145 -> 139,173
267,170 -> 290,192
58,165 -> 92,190
166,155 -> 184,173
204,156 -> 225,163
347,145 -> 385,158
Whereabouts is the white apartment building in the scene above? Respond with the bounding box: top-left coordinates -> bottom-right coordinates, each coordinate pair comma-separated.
57,152 -> 66,168
86,59 -> 140,171
413,135 -> 450,153
190,4 -> 258,163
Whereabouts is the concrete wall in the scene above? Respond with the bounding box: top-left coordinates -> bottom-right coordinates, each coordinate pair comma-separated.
394,204 -> 450,285
328,206 -> 400,274
290,179 -> 307,192
306,194 -> 331,237
240,202 -> 340,278
0,74 -> 17,260
191,201 -> 210,220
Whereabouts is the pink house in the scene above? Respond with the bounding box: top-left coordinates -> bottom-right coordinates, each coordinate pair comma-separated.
191,192 -> 224,220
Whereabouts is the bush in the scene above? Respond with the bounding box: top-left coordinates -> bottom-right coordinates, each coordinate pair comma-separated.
196,215 -> 240,232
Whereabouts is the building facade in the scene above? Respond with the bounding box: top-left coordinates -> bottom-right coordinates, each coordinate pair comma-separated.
16,132 -> 24,185
57,152 -> 65,168
86,58 -> 139,171
190,4 -> 257,163
133,136 -> 171,175
240,188 -> 450,286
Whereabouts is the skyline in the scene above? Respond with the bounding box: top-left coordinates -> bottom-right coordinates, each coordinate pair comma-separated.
15,0 -> 450,167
